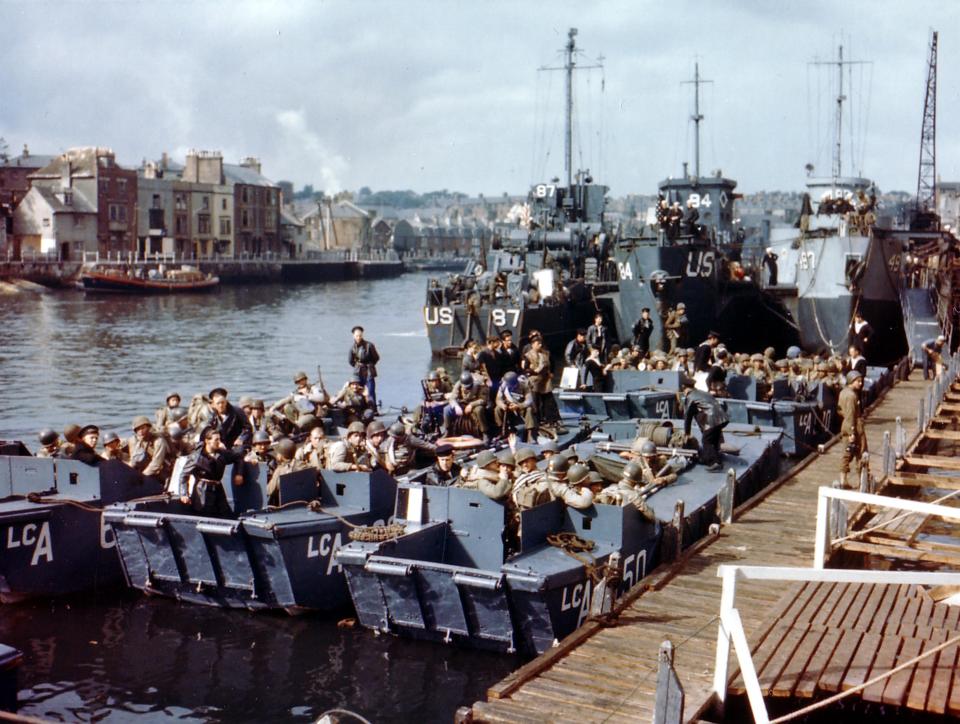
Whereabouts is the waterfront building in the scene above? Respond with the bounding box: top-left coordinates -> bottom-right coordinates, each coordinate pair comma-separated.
13,147 -> 135,260
938,181 -> 960,232
227,157 -> 282,257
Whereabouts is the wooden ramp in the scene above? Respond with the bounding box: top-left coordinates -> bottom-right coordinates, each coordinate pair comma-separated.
470,372 -> 930,723
728,581 -> 960,716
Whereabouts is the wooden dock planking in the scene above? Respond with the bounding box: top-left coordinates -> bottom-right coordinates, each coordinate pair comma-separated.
472,372 -> 932,723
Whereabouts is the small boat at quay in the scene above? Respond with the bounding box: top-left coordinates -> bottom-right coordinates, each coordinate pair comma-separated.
80,264 -> 219,293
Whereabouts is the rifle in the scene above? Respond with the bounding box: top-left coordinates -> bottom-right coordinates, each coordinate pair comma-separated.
596,441 -> 697,458
316,365 -> 329,397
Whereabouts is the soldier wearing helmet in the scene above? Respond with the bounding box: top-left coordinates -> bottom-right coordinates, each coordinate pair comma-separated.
364,420 -> 388,469
327,421 -> 372,472
511,448 -> 549,511
838,370 -> 867,488
36,428 -> 62,458
495,371 -> 538,442
383,421 -> 435,476
545,455 -> 594,510
101,431 -> 128,463
330,373 -> 371,424
127,415 -> 173,481
266,438 -> 308,507
244,430 -> 278,476
295,426 -> 328,470
155,392 -> 182,430
443,371 -> 490,442
416,368 -> 453,434
596,460 -> 655,519
457,449 -> 511,501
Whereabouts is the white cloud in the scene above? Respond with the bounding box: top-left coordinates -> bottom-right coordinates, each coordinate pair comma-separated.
273,109 -> 349,192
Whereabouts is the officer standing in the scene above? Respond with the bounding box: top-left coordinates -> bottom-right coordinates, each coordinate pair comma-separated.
682,381 -> 729,471
349,326 -> 380,412
838,370 -> 868,488
177,428 -> 244,517
763,248 -> 779,287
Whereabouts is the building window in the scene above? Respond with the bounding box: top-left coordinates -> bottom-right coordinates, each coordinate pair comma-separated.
99,179 -> 109,194
219,216 -> 232,235
42,217 -> 50,227
152,194 -> 162,209
117,179 -> 127,194
202,195 -> 210,210
198,214 -> 211,234
241,187 -> 249,204
109,204 -> 127,222
175,214 -> 187,235
265,210 -> 276,228
222,198 -> 228,211
241,209 -> 250,229
175,193 -> 187,211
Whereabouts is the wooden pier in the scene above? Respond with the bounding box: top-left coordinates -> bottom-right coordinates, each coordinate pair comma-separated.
469,370 -> 933,723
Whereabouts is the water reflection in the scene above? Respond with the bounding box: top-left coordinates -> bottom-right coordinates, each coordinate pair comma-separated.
0,594 -> 518,722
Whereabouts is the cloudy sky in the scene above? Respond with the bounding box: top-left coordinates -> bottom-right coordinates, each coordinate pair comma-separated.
2,0 -> 959,197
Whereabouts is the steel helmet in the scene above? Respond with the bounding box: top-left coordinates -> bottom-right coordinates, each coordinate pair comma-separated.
547,455 -> 569,475
459,371 -> 474,387
514,447 -> 537,465
476,450 -> 498,468
388,422 -> 406,438
640,440 -> 657,457
786,345 -> 802,359
622,460 -> 644,484
502,371 -> 519,386
169,406 -> 188,422
131,415 -> 152,431
346,421 -> 366,435
166,423 -> 184,440
567,463 -> 590,485
165,391 -> 181,404
252,430 -> 271,444
38,428 -> 58,445
366,420 -> 387,436
846,370 -> 863,384
496,450 -> 516,467
103,431 -> 120,446
427,370 -> 440,382
294,371 -> 308,384
277,438 -> 297,459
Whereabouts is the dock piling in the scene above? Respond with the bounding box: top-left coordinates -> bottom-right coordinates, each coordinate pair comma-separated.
653,640 -> 684,724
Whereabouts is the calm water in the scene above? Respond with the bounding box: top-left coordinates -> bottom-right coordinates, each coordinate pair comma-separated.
0,274 -> 519,722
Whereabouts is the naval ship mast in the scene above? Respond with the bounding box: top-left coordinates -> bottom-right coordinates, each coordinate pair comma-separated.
683,62 -> 712,181
810,44 -> 869,185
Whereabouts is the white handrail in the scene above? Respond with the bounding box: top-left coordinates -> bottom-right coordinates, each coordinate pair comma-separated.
712,564 -> 960,723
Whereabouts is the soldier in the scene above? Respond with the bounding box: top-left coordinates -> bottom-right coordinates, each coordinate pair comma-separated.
763,248 -> 779,286
295,426 -> 328,470
330,374 -> 371,423
922,334 -> 947,380
511,448 -> 550,511
155,392 -> 182,430
494,372 -> 538,442
544,456 -> 594,510
682,381 -> 729,471
349,326 -> 380,413
423,443 -> 461,486
364,420 -> 388,469
267,438 -> 307,507
477,336 -> 504,402
177,427 -> 243,516
207,388 -> 252,451
443,371 -> 490,441
414,370 -> 451,435
747,353 -> 769,382
61,423 -> 82,458
71,425 -> 102,467
523,335 -> 555,427
35,428 -> 61,458
247,399 -> 270,435
595,460 -> 656,519
127,416 -> 173,482
540,440 -> 559,462
633,307 -> 654,353
664,303 -> 688,354
165,422 -> 191,458
327,421 -> 372,472
635,440 -> 679,489
383,422 -> 435,476
102,432 -> 128,462
457,449 -> 512,501
838,370 -> 868,488
245,430 -> 278,477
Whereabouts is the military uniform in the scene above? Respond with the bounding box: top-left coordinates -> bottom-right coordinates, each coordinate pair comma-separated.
295,439 -> 328,470
127,432 -> 173,481
267,458 -> 309,506
545,473 -> 594,510
457,465 -> 512,501
327,438 -> 370,472
683,388 -> 729,469
595,480 -> 655,519
245,448 -> 278,478
423,460 -> 461,486
443,378 -> 489,439
511,468 -> 551,510
838,384 -> 868,483
494,377 -> 537,439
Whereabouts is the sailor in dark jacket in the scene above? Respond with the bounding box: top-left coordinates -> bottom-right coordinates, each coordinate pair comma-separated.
208,387 -> 252,451
498,330 -> 521,374
349,325 -> 380,412
632,308 -> 654,353
682,383 -> 729,471
586,314 -> 610,361
423,444 -> 461,486
847,345 -> 868,377
178,427 -> 244,518
71,425 -> 102,466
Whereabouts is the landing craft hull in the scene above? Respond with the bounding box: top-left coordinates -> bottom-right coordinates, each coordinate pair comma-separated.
0,457 -> 163,602
105,468 -> 396,612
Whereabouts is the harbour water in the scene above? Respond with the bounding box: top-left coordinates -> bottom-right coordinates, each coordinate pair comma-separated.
0,273 -> 520,722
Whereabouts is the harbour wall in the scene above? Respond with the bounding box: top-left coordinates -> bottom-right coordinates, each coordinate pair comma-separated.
0,257 -> 405,287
